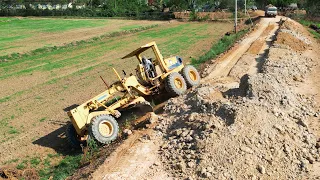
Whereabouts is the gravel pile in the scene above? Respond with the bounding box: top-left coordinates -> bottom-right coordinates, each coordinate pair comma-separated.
155,19 -> 319,179
275,19 -> 312,51
281,19 -> 312,45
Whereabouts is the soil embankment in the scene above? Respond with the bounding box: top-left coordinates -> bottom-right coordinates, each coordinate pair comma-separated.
90,17 -> 320,179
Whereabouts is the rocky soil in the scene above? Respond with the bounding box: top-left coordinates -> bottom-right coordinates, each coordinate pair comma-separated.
155,18 -> 320,179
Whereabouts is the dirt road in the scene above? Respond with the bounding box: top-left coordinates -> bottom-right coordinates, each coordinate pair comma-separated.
88,16 -> 320,179
204,16 -> 281,81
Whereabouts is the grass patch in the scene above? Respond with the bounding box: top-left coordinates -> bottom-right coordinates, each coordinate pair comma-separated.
4,158 -> 19,164
309,30 -> 320,39
0,96 -> 11,103
30,157 -> 41,167
39,154 -> 82,180
299,20 -> 320,27
35,96 -> 43,100
139,24 -> 191,39
0,35 -> 29,44
0,18 -> 110,33
191,29 -> 249,66
0,117 -> 9,128
0,90 -> 24,103
39,117 -> 46,122
46,78 -> 58,85
8,126 -> 19,134
120,25 -> 143,30
299,20 -> 320,39
16,160 -> 28,170
47,153 -> 60,158
123,114 -> 137,130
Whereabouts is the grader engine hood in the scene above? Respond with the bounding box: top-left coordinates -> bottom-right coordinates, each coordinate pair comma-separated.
164,56 -> 183,70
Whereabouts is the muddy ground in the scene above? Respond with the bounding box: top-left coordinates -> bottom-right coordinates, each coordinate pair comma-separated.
85,17 -> 320,180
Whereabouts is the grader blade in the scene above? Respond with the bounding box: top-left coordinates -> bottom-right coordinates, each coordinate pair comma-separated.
135,101 -> 154,114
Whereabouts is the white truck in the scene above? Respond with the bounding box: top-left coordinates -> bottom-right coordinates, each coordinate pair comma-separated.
265,5 -> 277,17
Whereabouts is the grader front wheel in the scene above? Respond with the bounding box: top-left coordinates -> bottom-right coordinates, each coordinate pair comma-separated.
90,114 -> 119,144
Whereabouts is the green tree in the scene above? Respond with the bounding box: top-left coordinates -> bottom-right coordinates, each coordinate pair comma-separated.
305,0 -> 320,16
255,0 -> 298,8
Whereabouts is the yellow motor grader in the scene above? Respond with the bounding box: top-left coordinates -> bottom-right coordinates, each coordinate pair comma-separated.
66,42 -> 200,147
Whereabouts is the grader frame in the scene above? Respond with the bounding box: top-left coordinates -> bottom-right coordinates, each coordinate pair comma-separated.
66,42 -> 200,146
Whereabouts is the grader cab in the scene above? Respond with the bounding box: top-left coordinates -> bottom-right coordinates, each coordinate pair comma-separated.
66,42 -> 200,147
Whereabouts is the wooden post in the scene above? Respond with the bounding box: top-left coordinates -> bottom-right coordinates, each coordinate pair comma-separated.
235,0 -> 238,33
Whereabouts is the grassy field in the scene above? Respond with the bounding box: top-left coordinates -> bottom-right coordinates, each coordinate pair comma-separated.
0,17 -> 163,56
0,22 -> 227,87
299,20 -> 320,39
0,18 -> 234,179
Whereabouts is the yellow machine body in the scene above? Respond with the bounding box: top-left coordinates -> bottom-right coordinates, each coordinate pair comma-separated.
68,42 -> 185,136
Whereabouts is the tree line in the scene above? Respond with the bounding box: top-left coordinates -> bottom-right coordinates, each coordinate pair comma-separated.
0,0 -> 319,17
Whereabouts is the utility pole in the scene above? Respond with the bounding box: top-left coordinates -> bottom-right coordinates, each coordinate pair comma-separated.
235,0 -> 237,33
244,0 -> 247,14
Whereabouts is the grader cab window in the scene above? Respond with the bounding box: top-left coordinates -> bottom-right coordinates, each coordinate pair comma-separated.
140,48 -> 157,65
140,48 -> 162,79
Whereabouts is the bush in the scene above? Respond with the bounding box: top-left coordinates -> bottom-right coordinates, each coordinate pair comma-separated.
0,7 -> 174,20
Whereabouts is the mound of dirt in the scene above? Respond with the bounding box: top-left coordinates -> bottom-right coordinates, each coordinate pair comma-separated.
155,19 -> 319,179
275,32 -> 308,51
275,19 -> 311,52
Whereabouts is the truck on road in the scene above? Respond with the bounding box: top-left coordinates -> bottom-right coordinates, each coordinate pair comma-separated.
265,5 -> 277,17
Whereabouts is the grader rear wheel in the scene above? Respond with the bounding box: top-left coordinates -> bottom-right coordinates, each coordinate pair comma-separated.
89,114 -> 119,144
165,72 -> 187,96
181,65 -> 200,88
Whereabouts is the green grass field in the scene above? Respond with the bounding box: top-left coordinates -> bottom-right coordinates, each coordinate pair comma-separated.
0,22 -> 227,83
0,17 -> 110,32
299,20 -> 320,39
0,17 -> 162,56
0,18 -> 107,51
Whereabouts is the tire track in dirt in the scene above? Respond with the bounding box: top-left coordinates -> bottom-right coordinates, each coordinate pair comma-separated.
203,17 -> 282,82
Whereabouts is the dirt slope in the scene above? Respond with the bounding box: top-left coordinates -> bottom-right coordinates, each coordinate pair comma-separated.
90,17 -> 320,179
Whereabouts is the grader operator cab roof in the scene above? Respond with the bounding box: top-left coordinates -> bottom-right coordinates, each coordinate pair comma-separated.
121,41 -> 156,59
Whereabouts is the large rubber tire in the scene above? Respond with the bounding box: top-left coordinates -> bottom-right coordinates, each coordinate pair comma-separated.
66,124 -> 85,148
89,114 -> 119,144
165,72 -> 187,96
181,65 -> 200,88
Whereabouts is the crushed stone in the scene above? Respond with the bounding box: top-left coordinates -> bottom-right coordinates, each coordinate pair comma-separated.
155,18 -> 319,179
